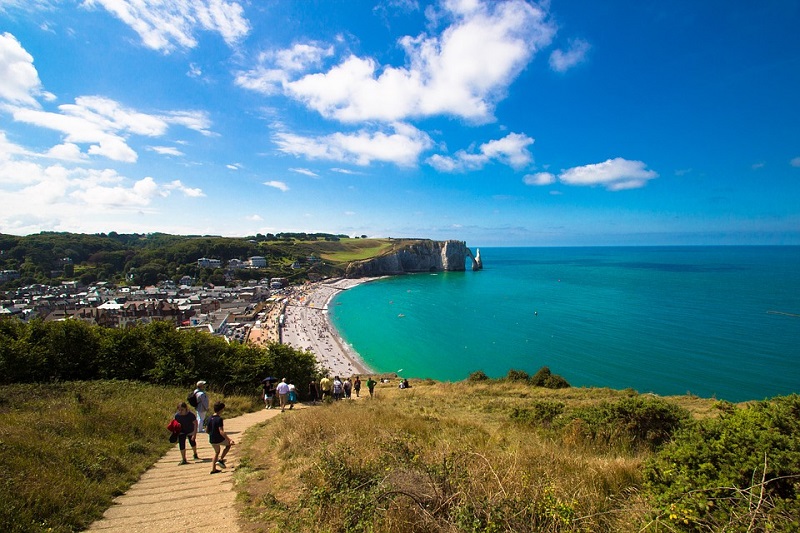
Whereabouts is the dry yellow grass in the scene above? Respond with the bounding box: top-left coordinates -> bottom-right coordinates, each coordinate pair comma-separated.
234,380 -> 718,532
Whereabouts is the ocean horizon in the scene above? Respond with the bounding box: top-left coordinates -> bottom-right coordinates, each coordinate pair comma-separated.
329,245 -> 800,403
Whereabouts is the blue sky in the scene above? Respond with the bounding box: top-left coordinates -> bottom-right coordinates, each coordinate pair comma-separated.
1,0 -> 798,246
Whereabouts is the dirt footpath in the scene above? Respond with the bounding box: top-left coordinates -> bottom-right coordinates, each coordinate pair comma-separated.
87,407 -> 284,532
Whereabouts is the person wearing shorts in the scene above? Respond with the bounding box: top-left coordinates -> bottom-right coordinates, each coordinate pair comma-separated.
207,401 -> 234,474
173,402 -> 200,464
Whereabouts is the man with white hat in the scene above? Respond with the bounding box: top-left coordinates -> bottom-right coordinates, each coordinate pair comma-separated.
194,381 -> 210,432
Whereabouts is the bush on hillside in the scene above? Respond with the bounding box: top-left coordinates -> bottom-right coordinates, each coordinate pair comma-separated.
531,366 -> 571,389
644,395 -> 800,531
466,370 -> 489,381
510,400 -> 566,428
563,396 -> 690,451
506,369 -> 530,382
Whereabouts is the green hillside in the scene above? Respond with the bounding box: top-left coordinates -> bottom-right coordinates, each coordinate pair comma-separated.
0,232 -> 411,288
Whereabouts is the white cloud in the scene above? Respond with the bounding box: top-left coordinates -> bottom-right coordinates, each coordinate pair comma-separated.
150,145 -> 185,156
523,171 -> 555,186
790,157 -> 800,167
275,43 -> 335,72
274,123 -> 432,167
235,44 -> 335,95
165,179 -> 205,197
84,0 -> 250,54
331,167 -> 360,175
558,158 -> 658,191
0,32 -> 49,107
226,163 -> 240,170
43,143 -> 87,161
187,63 -> 203,78
427,132 -> 533,172
549,38 -> 591,73
289,167 -> 319,177
246,214 -> 263,221
264,180 -> 289,192
7,96 -> 212,162
240,0 -> 555,123
163,110 -> 213,136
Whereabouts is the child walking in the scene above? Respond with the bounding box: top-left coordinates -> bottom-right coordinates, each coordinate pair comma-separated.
207,401 -> 235,474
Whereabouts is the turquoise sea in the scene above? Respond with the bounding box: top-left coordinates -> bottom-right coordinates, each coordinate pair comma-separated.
328,246 -> 800,402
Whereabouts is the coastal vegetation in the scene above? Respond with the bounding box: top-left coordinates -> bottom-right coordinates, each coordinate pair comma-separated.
0,319 -> 317,392
236,381 -> 800,532
1,319 -> 798,531
0,231 -> 423,289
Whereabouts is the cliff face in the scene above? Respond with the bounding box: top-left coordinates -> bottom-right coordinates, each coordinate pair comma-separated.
345,240 -> 478,278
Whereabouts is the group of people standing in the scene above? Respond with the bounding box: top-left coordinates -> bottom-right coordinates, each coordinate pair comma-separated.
170,380 -> 235,475
262,378 -> 298,412
311,375 -> 377,402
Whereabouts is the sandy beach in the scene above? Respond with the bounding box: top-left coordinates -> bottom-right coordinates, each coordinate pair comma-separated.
279,277 -> 377,378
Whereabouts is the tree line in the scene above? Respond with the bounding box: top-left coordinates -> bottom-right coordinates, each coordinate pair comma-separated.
0,318 -> 318,396
0,231 -> 349,289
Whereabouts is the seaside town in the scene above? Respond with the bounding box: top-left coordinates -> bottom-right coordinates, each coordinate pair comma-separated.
0,256 -> 370,378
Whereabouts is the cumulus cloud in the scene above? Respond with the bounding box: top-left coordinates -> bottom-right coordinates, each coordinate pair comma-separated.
239,0 -> 555,123
273,123 -> 433,167
427,132 -> 533,172
264,180 -> 289,192
84,0 -> 250,54
549,38 -> 591,73
523,171 -> 555,185
0,158 -> 203,233
558,158 -> 658,191
0,32 -> 54,106
245,214 -> 263,221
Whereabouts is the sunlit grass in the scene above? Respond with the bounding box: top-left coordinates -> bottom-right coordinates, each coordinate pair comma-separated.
0,381 -> 261,533
235,380 -> 717,532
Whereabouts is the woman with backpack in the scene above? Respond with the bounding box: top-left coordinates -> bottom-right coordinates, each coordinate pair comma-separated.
173,402 -> 200,464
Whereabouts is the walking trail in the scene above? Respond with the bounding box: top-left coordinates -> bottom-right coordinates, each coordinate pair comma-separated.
88,406 -> 291,532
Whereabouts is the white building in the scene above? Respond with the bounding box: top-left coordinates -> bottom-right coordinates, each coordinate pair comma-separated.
249,256 -> 267,268
198,257 -> 222,268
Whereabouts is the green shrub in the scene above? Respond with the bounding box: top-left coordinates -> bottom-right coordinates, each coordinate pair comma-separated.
510,400 -> 565,428
506,369 -> 530,382
565,396 -> 690,450
644,394 -> 800,531
467,370 -> 489,382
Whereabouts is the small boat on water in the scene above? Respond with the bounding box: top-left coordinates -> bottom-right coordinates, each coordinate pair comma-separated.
397,313 -> 405,318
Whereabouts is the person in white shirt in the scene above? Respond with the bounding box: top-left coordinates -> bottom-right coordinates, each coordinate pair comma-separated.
275,378 -> 290,412
194,380 -> 209,431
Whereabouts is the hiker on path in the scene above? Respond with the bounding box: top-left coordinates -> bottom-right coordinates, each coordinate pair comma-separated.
276,378 -> 290,412
308,379 -> 319,404
367,376 -> 377,398
332,376 -> 343,400
343,377 -> 352,399
320,375 -> 332,401
287,382 -> 297,409
263,380 -> 275,409
353,376 -> 361,398
194,381 -> 209,432
173,402 -> 200,464
207,401 -> 234,474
